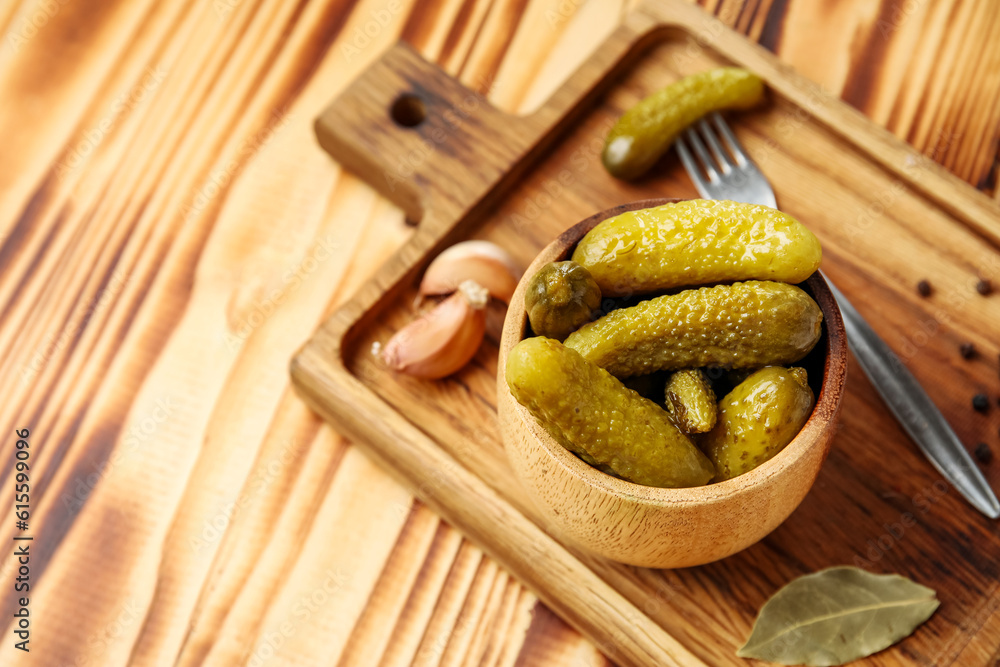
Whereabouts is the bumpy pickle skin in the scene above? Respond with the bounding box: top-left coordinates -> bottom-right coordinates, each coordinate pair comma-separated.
603,68 -> 764,180
664,370 -> 717,434
524,261 -> 602,341
505,337 -> 715,488
571,200 -> 822,296
563,281 -> 822,377
700,367 -> 814,481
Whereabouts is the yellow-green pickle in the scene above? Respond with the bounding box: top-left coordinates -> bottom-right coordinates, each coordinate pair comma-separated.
602,68 -> 764,180
701,367 -> 815,481
572,200 -> 822,296
564,281 -> 822,377
505,337 -> 715,488
664,370 -> 717,434
524,261 -> 602,341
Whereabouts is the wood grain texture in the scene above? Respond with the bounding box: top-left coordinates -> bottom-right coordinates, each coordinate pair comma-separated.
294,2 -> 1000,663
2,0 -> 1000,665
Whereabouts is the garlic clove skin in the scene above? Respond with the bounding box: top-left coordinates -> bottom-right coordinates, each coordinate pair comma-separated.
419,240 -> 521,303
383,280 -> 488,379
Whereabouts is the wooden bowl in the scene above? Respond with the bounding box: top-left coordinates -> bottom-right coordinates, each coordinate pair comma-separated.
497,199 -> 847,568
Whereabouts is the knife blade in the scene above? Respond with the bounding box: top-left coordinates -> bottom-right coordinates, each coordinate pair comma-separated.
828,279 -> 1000,519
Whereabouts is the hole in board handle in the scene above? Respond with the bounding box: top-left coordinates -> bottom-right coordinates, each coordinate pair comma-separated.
391,94 -> 427,128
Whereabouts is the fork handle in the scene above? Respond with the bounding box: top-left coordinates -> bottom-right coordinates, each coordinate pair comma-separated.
826,277 -> 999,518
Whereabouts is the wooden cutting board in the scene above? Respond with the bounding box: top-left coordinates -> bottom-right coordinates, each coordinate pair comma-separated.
291,0 -> 1000,664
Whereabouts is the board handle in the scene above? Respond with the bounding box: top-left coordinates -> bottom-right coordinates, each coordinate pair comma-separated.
314,0 -> 736,230
315,43 -> 532,227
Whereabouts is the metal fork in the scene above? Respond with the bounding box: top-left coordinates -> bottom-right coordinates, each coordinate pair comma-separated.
677,113 -> 1000,519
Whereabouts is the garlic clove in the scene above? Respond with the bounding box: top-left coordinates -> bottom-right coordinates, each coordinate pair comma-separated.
419,240 -> 521,303
383,280 -> 488,379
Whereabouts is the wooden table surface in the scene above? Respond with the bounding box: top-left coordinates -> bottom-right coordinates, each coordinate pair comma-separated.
3,0 -> 1000,665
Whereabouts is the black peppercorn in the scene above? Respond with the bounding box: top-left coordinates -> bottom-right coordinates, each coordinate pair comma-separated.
960,343 -> 977,359
973,393 -> 990,411
916,280 -> 932,297
977,279 -> 993,295
975,442 -> 993,464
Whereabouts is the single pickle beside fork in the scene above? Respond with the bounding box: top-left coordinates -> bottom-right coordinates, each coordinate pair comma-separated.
602,68 -> 764,180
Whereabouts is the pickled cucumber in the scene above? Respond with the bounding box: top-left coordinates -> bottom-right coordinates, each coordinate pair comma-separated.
701,367 -> 814,481
664,370 -> 717,433
603,68 -> 764,180
505,337 -> 715,488
571,200 -> 822,296
563,281 -> 822,377
524,261 -> 602,341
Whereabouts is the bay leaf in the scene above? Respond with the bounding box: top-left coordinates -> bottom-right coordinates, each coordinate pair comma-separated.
737,566 -> 938,666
